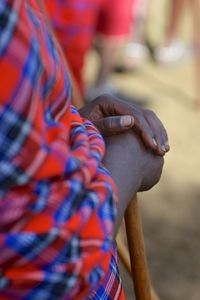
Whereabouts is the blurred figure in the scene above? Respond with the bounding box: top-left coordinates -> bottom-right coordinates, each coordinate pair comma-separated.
190,0 -> 200,107
154,0 -> 187,64
118,0 -> 151,71
154,0 -> 200,106
45,0 -> 134,102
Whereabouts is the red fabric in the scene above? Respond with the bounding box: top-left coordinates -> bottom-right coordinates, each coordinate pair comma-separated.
97,0 -> 134,37
0,1 -> 121,299
45,0 -> 134,95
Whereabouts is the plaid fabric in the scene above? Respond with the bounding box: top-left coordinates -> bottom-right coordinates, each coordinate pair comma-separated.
45,0 -> 102,94
0,1 -> 124,299
90,246 -> 125,300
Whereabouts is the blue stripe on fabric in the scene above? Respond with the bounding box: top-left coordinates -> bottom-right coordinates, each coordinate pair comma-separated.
99,198 -> 115,221
25,288 -> 50,300
31,181 -> 50,213
26,1 -> 41,28
6,228 -> 59,260
63,67 -> 71,101
65,157 -> 81,174
102,237 -> 113,252
88,266 -> 103,287
0,107 -> 31,159
49,236 -> 80,267
0,276 -> 10,291
70,106 -> 78,114
0,160 -> 29,186
0,2 -> 18,56
81,191 -> 99,210
42,76 -> 56,100
44,108 -> 56,125
26,271 -> 76,300
92,255 -> 121,300
54,180 -> 82,224
22,38 -> 43,87
45,30 -> 59,63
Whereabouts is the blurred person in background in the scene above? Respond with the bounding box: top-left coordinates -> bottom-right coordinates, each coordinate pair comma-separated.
0,0 -> 169,299
154,0 -> 188,64
45,0 -> 134,103
118,0 -> 200,107
116,0 -> 151,71
154,0 -> 200,106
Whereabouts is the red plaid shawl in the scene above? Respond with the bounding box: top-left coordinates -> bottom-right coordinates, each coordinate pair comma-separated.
0,1 -> 125,299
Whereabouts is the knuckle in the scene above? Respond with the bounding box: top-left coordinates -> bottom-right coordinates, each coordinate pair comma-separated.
99,93 -> 113,102
102,118 -> 108,129
111,117 -> 120,128
107,118 -> 113,129
144,109 -> 157,120
146,108 -> 156,116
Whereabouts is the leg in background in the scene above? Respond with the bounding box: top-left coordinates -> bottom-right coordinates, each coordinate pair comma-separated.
189,0 -> 200,107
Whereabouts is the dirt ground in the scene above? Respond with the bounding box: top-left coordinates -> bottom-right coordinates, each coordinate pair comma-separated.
115,56 -> 200,299
84,1 -> 200,299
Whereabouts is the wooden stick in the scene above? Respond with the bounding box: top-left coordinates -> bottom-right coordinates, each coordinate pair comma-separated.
117,236 -> 160,300
124,195 -> 159,300
117,233 -> 131,274
117,233 -> 156,299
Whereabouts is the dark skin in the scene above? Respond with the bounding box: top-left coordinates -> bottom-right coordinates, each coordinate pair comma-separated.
79,94 -> 169,234
79,94 -> 169,156
104,131 -> 164,235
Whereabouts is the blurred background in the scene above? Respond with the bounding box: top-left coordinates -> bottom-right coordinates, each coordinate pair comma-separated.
83,0 -> 200,299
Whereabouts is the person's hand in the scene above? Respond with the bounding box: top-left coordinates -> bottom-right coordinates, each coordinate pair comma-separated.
79,94 -> 169,156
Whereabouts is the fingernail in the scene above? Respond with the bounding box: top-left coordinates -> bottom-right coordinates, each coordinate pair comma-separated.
120,116 -> 134,127
161,145 -> 166,152
152,138 -> 157,146
165,141 -> 170,151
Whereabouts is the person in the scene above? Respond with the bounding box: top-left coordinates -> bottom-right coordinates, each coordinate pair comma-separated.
153,0 -> 200,106
0,1 -> 169,299
116,0 -> 151,72
188,0 -> 200,107
154,0 -> 187,64
45,0 -> 134,102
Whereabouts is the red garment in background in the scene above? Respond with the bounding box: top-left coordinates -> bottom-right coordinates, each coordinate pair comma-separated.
45,0 -> 134,95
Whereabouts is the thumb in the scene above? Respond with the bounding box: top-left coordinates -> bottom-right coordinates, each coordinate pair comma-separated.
94,115 -> 134,136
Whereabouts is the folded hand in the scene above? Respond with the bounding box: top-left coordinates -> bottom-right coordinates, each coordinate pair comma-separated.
79,94 -> 169,156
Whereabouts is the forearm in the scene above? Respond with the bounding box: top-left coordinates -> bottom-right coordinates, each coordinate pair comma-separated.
103,133 -> 141,235
103,131 -> 164,236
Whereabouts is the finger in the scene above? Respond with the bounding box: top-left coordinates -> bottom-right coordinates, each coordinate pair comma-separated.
146,117 -> 165,156
140,126 -> 159,152
158,127 -> 170,155
94,115 -> 134,136
131,112 -> 158,151
94,95 -> 170,154
96,95 -> 157,146
96,94 -> 135,117
144,111 -> 170,155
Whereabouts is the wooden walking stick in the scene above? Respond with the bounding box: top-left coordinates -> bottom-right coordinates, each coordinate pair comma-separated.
122,195 -> 160,300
